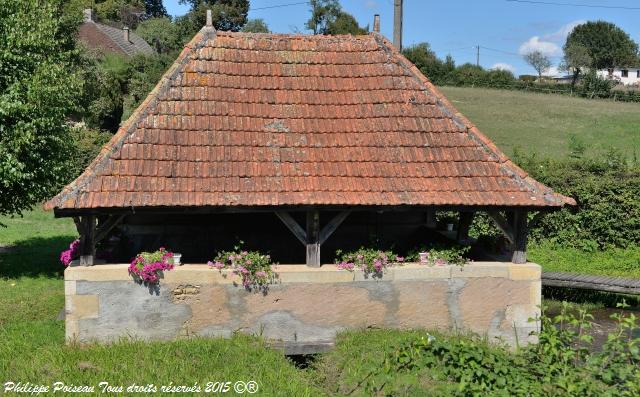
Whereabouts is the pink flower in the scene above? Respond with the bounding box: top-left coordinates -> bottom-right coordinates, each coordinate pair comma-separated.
337,262 -> 355,271
60,239 -> 80,266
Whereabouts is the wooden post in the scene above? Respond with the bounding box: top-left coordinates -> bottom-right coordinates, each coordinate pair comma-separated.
78,215 -> 96,266
457,211 -> 475,243
511,210 -> 528,264
306,210 -> 320,267
276,210 -> 350,267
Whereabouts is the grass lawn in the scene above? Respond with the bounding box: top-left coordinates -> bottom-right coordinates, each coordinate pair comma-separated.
440,86 -> 640,160
529,241 -> 640,279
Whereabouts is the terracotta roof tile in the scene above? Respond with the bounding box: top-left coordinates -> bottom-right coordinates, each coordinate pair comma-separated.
45,28 -> 574,211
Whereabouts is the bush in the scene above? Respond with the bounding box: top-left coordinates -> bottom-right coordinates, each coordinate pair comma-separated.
581,70 -> 615,98
327,302 -> 640,396
514,150 -> 640,250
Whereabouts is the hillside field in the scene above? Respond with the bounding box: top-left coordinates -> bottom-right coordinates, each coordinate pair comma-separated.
440,86 -> 640,159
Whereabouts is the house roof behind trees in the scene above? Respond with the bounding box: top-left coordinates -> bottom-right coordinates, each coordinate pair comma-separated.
46,25 -> 574,212
78,9 -> 154,57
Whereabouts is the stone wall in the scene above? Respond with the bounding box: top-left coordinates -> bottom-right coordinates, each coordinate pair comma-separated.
65,262 -> 541,352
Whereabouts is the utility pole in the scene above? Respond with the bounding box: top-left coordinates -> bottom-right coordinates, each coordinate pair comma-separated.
393,0 -> 403,50
476,45 -> 480,67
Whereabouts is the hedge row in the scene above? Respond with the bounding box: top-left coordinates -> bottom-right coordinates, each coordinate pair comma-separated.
517,152 -> 640,250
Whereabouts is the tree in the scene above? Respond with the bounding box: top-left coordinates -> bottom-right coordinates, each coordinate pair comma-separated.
564,21 -> 639,71
178,0 -> 249,31
561,43 -> 592,86
144,0 -> 167,18
524,51 -> 552,79
326,12 -> 368,35
136,17 -> 183,53
241,18 -> 270,33
0,0 -> 81,216
77,50 -> 129,132
402,43 -> 450,84
175,0 -> 249,42
305,0 -> 340,34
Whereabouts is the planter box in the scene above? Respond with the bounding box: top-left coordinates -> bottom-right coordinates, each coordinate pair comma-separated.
64,262 -> 541,352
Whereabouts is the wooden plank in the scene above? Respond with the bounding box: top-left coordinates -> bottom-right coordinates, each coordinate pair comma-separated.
275,211 -> 307,245
319,211 -> 350,245
95,214 -> 125,243
306,210 -> 320,267
268,341 -> 335,355
487,211 -> 514,244
511,210 -> 528,264
541,272 -> 640,295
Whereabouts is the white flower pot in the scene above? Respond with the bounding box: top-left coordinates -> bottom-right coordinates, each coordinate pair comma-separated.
173,253 -> 182,266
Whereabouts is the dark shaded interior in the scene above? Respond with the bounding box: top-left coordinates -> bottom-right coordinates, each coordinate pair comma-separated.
106,210 -> 459,264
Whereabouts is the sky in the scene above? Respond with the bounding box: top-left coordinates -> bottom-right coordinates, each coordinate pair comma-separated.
164,0 -> 640,77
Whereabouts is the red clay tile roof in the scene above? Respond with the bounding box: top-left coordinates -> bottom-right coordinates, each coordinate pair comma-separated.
46,26 -> 574,211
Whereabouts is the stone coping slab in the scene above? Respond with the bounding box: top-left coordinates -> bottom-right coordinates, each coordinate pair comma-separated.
65,262 -> 541,283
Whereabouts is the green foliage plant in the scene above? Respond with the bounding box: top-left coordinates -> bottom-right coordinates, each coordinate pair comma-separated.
209,242 -> 278,293
0,0 -> 81,216
334,247 -> 404,278
352,302 -> 639,396
406,243 -> 470,266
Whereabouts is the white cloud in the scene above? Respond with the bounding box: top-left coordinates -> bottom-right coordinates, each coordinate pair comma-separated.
518,20 -> 585,57
543,20 -> 586,42
518,36 -> 562,56
491,63 -> 516,73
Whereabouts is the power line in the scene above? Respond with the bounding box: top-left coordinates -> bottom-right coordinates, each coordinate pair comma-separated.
505,0 -> 640,10
251,1 -> 309,11
481,45 -> 563,59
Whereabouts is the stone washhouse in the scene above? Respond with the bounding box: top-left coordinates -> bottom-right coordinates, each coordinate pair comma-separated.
46,14 -> 575,352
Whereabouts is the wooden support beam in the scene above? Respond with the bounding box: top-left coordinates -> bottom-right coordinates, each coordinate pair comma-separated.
275,211 -> 307,245
319,211 -> 350,245
95,214 -> 125,244
306,210 -> 320,267
276,211 -> 349,267
457,211 -> 475,243
78,215 -> 96,266
487,211 -> 514,244
511,210 -> 529,264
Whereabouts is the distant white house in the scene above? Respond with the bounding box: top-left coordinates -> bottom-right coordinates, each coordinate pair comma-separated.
597,67 -> 640,86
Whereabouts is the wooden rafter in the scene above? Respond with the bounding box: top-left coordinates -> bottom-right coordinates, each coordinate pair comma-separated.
95,214 -> 125,244
275,211 -> 307,245
275,210 -> 351,267
487,211 -> 515,244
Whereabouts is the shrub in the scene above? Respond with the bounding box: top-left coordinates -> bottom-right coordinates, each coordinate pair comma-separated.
209,244 -> 278,292
406,242 -> 470,266
514,150 -> 640,249
334,247 -> 404,278
580,70 -> 615,98
351,302 -> 640,396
